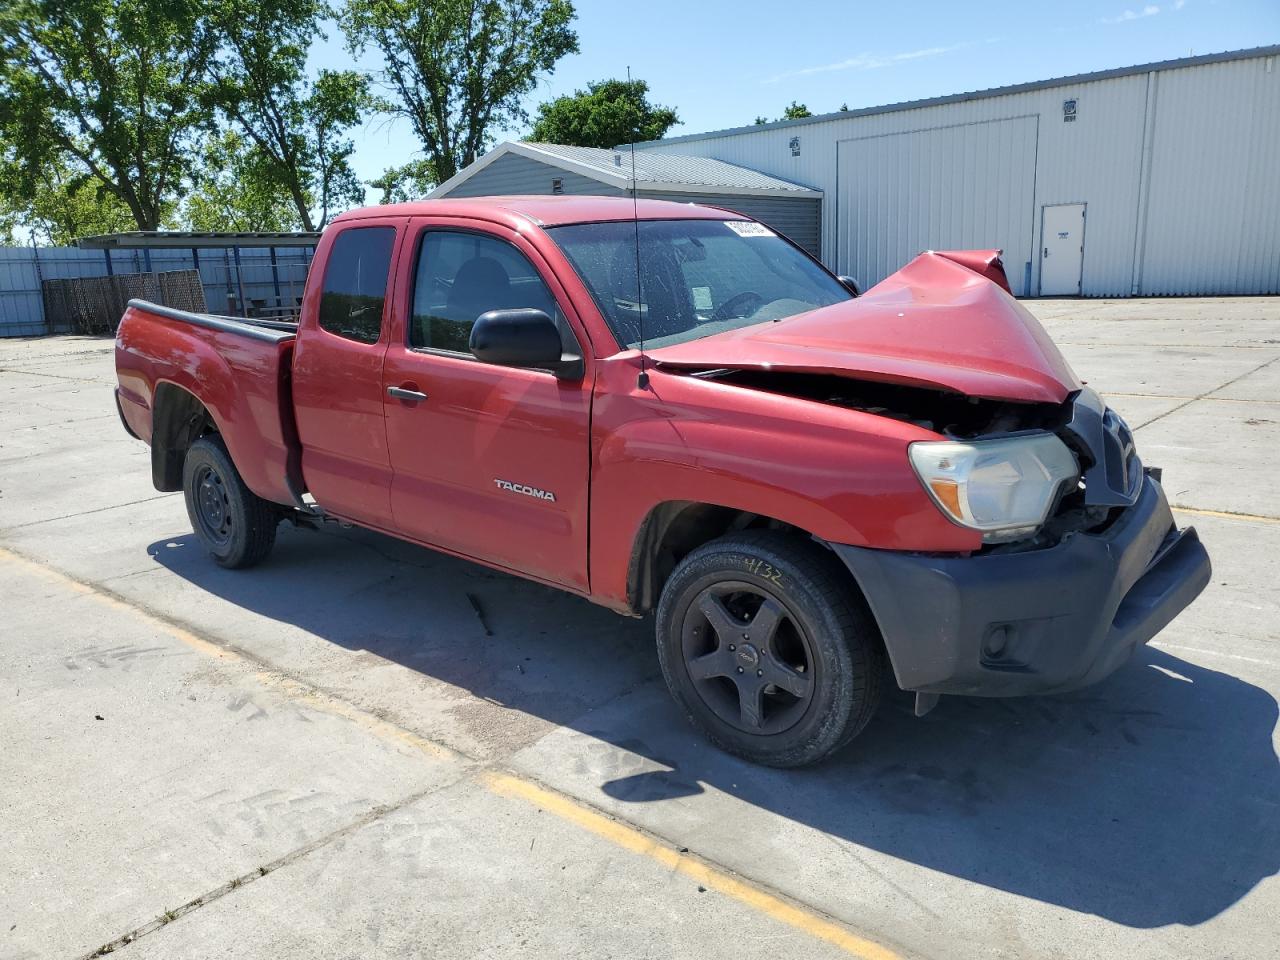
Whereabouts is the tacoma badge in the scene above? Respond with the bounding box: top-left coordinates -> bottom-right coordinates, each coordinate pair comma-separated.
493,478 -> 556,502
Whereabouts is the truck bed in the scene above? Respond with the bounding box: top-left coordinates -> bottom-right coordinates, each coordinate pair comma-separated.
127,299 -> 300,341
115,299 -> 302,508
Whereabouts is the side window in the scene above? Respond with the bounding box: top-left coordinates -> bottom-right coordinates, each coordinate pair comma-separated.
318,226 -> 395,344
410,231 -> 574,356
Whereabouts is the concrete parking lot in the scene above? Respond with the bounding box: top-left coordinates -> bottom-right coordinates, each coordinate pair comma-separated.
2,297 -> 1278,960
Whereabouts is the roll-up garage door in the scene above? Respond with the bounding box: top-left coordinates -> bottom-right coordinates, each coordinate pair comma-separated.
836,116 -> 1038,295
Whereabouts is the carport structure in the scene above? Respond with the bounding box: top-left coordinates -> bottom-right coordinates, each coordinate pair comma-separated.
77,230 -> 321,319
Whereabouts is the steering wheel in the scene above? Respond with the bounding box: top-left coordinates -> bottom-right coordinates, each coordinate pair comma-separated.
711,291 -> 765,321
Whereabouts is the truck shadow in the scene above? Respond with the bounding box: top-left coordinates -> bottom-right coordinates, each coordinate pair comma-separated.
148,523 -> 1279,931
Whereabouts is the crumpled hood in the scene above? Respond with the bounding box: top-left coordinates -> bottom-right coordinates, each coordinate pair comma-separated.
648,251 -> 1081,404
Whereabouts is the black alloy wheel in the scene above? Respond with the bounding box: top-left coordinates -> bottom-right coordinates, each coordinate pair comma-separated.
656,530 -> 883,767
680,581 -> 816,735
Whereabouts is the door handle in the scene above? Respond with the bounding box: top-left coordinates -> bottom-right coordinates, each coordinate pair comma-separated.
387,385 -> 428,402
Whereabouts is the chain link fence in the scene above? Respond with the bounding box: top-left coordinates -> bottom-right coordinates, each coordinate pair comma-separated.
40,270 -> 208,335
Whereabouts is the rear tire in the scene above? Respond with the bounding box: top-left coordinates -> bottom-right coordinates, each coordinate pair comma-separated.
655,530 -> 883,767
182,435 -> 278,569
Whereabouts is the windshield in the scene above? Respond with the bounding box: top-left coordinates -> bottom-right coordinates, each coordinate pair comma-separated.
547,219 -> 852,349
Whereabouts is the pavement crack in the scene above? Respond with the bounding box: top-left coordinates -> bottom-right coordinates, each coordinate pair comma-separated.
1134,354 -> 1280,430
0,365 -> 114,384
0,494 -> 175,532
75,776 -> 469,959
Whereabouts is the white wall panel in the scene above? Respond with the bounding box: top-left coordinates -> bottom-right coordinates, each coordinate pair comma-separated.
1139,57 -> 1280,295
835,117 -> 1037,294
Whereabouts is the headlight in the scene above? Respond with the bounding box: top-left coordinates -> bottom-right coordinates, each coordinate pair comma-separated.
909,433 -> 1079,543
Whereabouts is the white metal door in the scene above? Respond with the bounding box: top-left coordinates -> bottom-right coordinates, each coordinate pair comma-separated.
1039,204 -> 1085,296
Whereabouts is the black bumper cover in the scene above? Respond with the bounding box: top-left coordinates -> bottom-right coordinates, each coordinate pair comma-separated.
832,476 -> 1211,696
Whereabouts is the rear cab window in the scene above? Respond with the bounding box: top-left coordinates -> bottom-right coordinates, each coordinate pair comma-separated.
318,226 -> 396,344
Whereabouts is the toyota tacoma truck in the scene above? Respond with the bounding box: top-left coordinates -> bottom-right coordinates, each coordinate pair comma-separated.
114,196 -> 1211,767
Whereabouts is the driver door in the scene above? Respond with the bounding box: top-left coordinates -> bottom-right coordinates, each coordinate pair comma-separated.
382,219 -> 593,590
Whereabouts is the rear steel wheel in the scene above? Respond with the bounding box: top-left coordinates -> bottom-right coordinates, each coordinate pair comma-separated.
191,462 -> 234,550
182,435 -> 279,569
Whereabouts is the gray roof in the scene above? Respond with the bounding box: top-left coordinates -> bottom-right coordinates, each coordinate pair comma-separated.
78,231 -> 321,249
639,44 -> 1280,147
522,142 -> 818,193
429,141 -> 822,198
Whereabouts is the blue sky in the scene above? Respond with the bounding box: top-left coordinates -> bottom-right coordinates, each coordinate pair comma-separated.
311,0 -> 1279,199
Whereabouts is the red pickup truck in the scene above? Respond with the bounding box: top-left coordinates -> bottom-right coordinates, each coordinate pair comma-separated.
115,196 -> 1210,766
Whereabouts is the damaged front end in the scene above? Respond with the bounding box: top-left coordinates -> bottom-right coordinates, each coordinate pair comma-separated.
646,248 -> 1210,705
649,247 -> 1151,552
687,366 -> 1142,552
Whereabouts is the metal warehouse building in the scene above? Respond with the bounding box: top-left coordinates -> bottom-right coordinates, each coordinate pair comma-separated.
431,141 -> 824,256
439,46 -> 1279,298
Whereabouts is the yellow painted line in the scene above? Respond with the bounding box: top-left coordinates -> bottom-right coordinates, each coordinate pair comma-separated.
1171,505 -> 1280,525
4,543 -> 902,957
1103,391 -> 1196,401
0,545 -> 459,764
483,771 -> 903,960
1056,342 -> 1277,350
1104,391 -> 1280,405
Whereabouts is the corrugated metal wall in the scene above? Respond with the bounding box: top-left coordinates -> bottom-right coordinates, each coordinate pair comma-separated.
1139,56 -> 1280,295
0,245 -> 312,337
440,153 -> 824,257
637,52 -> 1280,297
835,117 -> 1038,294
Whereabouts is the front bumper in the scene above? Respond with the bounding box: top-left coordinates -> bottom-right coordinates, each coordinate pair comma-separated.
832,476 -> 1211,696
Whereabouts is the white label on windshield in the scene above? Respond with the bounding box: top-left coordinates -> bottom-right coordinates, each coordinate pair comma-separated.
724,220 -> 774,237
692,286 -> 713,310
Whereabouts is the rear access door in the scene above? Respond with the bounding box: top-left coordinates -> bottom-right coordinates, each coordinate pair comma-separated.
292,218 -> 403,528
1039,203 -> 1086,296
380,216 -> 593,590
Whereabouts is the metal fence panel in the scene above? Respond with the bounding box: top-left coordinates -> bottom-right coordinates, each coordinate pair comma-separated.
0,244 -> 314,337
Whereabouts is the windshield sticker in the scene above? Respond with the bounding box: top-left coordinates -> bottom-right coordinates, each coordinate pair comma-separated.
724,221 -> 774,238
691,286 -> 713,310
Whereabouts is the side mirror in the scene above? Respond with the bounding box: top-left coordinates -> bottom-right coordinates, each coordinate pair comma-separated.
838,275 -> 861,297
469,308 -> 582,379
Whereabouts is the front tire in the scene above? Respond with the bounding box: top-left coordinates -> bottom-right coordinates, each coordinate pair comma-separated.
655,530 -> 883,767
182,435 -> 278,569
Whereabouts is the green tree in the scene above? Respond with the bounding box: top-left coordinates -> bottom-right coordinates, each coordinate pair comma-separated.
0,0 -> 219,230
528,78 -> 677,147
207,0 -> 371,229
343,0 -> 579,183
752,102 -> 813,125
0,153 -> 136,245
183,130 -> 303,232
369,157 -> 437,204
